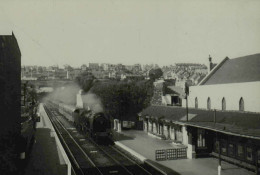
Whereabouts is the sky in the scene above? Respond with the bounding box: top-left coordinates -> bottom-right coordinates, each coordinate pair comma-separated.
0,0 -> 260,67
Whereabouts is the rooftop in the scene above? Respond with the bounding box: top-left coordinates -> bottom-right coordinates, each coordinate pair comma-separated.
202,53 -> 260,85
141,105 -> 260,138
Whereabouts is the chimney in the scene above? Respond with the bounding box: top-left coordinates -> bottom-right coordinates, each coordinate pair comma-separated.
208,55 -> 213,73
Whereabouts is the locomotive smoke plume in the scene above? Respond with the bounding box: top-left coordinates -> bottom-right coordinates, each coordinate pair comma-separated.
44,83 -> 80,105
82,93 -> 104,113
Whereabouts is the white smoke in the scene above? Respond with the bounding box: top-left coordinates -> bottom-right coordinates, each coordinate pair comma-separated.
45,83 -> 80,105
82,93 -> 104,113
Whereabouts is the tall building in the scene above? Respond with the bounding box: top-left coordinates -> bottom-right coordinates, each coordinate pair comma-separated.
0,32 -> 21,134
0,32 -> 21,173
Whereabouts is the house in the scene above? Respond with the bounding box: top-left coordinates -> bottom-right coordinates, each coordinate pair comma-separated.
108,71 -> 116,79
70,68 -> 82,80
89,63 -> 99,70
91,70 -> 105,79
54,68 -> 67,79
81,64 -> 88,71
187,54 -> 260,112
162,85 -> 186,106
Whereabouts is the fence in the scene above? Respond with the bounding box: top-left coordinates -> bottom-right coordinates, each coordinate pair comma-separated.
155,148 -> 187,161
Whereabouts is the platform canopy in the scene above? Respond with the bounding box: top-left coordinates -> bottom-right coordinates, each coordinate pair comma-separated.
141,105 -> 260,138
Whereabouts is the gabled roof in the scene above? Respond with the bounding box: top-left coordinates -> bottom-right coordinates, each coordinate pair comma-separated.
141,105 -> 260,138
201,53 -> 260,85
0,32 -> 21,56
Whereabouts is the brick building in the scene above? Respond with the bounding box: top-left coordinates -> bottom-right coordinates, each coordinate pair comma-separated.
0,32 -> 21,174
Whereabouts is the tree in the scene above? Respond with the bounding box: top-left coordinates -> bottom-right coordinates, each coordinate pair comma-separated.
149,68 -> 163,80
90,80 -> 154,121
64,64 -> 73,71
76,71 -> 96,92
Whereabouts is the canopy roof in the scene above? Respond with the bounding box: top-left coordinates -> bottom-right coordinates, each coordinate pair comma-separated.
141,105 -> 260,138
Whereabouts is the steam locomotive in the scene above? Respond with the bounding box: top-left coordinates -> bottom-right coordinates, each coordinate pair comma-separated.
50,101 -> 111,141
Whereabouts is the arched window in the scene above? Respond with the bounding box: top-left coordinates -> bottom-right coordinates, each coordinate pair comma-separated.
239,97 -> 244,111
207,97 -> 211,110
195,97 -> 198,109
222,97 -> 226,111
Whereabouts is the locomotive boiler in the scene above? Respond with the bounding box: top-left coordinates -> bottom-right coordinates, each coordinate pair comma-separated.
73,109 -> 111,140
50,101 -> 111,141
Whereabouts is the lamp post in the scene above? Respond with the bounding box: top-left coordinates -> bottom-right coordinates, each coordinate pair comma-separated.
186,96 -> 188,121
218,132 -> 222,175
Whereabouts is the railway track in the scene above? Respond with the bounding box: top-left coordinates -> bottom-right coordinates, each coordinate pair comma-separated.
44,104 -> 101,175
44,103 -> 157,175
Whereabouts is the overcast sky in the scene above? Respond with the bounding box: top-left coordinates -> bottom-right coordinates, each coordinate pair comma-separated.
1,0 -> 260,67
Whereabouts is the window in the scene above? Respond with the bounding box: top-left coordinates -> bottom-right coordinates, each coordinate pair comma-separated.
222,98 -> 226,111
237,144 -> 245,159
195,97 -> 198,109
228,143 -> 235,157
197,129 -> 206,147
246,147 -> 253,162
239,97 -> 244,111
221,140 -> 227,155
207,97 -> 211,110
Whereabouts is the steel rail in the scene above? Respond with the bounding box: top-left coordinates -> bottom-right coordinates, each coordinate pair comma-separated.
109,146 -> 153,175
44,104 -> 104,175
49,103 -> 134,175
86,137 -> 134,175
44,105 -> 85,175
48,103 -> 154,175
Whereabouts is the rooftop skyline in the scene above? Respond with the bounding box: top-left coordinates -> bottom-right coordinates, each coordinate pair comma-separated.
1,0 -> 260,67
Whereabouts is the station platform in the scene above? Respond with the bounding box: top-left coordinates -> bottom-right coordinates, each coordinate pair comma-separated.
113,130 -> 254,175
22,104 -> 68,175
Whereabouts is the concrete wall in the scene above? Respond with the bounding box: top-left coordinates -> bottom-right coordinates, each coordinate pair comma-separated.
39,104 -> 72,174
162,95 -> 171,105
185,81 -> 260,112
163,125 -> 169,139
148,120 -> 152,132
170,127 -> 175,140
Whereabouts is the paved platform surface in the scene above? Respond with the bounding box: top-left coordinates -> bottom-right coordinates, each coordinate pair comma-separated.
114,130 -> 254,175
23,104 -> 67,175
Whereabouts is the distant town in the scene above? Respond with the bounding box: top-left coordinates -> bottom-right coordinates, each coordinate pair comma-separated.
21,62 -> 208,87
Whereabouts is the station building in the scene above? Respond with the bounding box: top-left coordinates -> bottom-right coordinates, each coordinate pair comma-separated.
140,54 -> 260,171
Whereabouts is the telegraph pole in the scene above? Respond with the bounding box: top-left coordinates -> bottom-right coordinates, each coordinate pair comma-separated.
218,133 -> 222,175
186,96 -> 188,121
